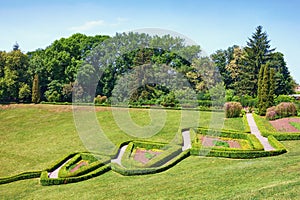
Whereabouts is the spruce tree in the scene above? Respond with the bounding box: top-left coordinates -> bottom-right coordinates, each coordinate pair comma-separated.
32,74 -> 40,103
244,26 -> 275,97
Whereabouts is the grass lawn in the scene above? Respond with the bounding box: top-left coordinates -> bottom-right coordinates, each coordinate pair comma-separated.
290,122 -> 300,131
2,104 -> 299,199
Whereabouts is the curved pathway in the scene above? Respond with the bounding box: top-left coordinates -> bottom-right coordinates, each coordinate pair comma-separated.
182,130 -> 192,151
111,145 -> 128,166
48,159 -> 71,178
246,113 -> 275,151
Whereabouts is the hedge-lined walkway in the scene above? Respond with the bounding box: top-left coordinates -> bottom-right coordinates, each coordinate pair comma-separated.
246,113 -> 275,151
111,145 -> 128,166
48,159 -> 71,178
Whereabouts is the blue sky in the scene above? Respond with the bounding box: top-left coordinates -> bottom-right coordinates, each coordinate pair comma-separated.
1,0 -> 299,83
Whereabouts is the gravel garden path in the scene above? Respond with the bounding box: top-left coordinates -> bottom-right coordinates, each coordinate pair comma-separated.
111,145 -> 128,166
48,159 -> 71,178
182,130 -> 192,151
246,113 -> 275,151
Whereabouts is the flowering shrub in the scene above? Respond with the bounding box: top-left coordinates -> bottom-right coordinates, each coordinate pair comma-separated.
224,102 -> 242,118
266,102 -> 297,120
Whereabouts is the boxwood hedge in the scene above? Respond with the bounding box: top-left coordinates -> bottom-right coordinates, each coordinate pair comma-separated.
253,113 -> 300,140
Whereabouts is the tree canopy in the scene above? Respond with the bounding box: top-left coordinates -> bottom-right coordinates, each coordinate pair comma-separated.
0,26 -> 296,108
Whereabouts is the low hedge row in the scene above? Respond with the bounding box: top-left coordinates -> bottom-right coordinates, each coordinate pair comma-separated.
0,171 -> 42,185
253,113 -> 300,140
246,134 -> 264,150
243,114 -> 251,133
190,148 -> 286,158
268,135 -> 287,153
145,145 -> 182,167
195,127 -> 249,140
58,153 -> 110,178
40,164 -> 111,186
121,141 -> 182,168
262,131 -> 300,141
190,129 -> 287,159
131,140 -> 167,150
111,150 -> 190,176
45,152 -> 78,172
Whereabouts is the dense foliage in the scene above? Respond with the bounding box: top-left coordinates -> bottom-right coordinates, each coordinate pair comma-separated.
211,26 -> 295,99
0,26 -> 296,107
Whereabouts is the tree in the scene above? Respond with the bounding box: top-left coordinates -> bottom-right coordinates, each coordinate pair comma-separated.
258,63 -> 274,115
257,62 -> 264,112
244,26 -> 275,97
0,49 -> 29,102
211,46 -> 237,89
268,68 -> 275,107
13,42 -> 19,51
32,74 -> 40,103
269,52 -> 294,95
19,83 -> 31,102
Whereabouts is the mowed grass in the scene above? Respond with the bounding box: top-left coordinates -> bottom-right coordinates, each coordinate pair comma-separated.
1,104 -> 242,177
2,104 -> 298,199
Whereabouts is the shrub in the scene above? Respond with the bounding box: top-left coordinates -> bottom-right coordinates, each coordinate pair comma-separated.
224,102 -> 242,118
265,102 -> 297,120
266,106 -> 277,120
94,95 -> 107,104
275,102 -> 297,118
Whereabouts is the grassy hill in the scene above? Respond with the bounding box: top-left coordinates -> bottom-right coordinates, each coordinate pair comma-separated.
1,104 -> 299,199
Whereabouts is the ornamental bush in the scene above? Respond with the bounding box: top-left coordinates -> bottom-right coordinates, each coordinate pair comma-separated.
266,102 -> 297,120
266,106 -> 277,120
224,102 -> 242,118
94,95 -> 107,104
276,102 -> 297,118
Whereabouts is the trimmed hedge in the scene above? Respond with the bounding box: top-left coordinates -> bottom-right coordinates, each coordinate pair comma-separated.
189,127 -> 286,158
253,113 -> 300,140
268,135 -> 287,153
121,141 -> 182,168
190,148 -> 286,158
0,171 -> 41,185
45,152 -> 78,172
40,164 -> 111,186
195,127 -> 250,140
111,150 -> 190,176
247,134 -> 264,150
58,153 -> 110,178
243,114 -> 251,133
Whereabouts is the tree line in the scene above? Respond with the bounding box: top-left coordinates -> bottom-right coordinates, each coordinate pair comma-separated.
0,26 -> 296,109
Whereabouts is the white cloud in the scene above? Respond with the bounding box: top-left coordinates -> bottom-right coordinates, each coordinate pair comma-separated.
116,17 -> 128,22
69,18 -> 129,32
69,20 -> 105,31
